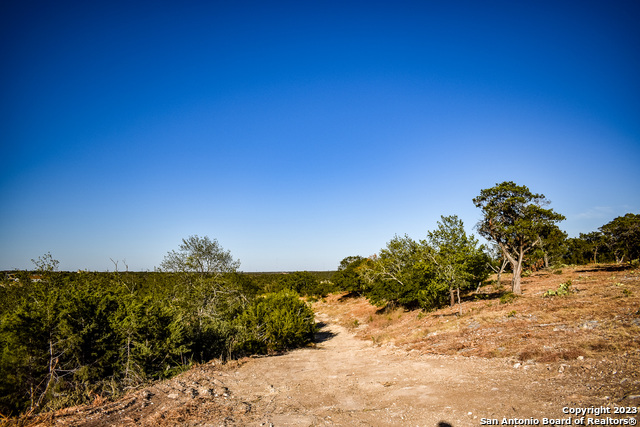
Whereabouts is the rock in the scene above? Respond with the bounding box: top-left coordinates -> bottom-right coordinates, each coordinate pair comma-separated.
198,387 -> 213,397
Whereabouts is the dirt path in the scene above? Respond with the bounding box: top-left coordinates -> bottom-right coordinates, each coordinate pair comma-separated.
29,310 -> 639,427
224,312 -> 583,426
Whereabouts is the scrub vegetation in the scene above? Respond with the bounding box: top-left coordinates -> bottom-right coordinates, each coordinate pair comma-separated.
1,181 -> 639,420
0,238 -> 317,417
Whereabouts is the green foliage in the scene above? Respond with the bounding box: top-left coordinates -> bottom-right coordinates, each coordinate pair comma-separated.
543,280 -> 573,297
473,181 -> 565,294
599,213 -> 640,264
331,256 -> 372,295
364,217 -> 491,312
0,241 -> 319,417
268,271 -> 334,297
365,235 -> 439,309
425,215 -> 491,305
234,290 -> 316,354
499,292 -> 518,304
160,235 -> 240,275
561,215 -> 640,266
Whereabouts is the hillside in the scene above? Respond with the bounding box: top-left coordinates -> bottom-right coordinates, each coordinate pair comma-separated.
15,264 -> 640,426
316,264 -> 640,364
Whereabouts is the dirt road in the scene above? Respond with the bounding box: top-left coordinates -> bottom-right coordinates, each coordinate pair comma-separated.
31,310 -> 639,427
225,312 -> 582,426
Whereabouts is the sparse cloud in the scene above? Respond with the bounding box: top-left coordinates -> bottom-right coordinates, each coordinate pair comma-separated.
574,206 -> 615,220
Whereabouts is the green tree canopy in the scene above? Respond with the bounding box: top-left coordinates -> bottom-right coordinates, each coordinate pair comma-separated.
331,256 -> 372,295
473,181 -> 565,294
425,215 -> 490,308
160,235 -> 240,276
366,235 -> 435,309
599,213 -> 640,264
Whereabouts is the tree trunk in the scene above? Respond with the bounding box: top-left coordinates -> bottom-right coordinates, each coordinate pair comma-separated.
496,257 -> 507,286
512,255 -> 523,295
497,243 -> 524,295
449,288 -> 455,307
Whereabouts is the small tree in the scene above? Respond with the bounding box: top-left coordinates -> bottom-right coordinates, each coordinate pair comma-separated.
579,231 -> 605,264
425,215 -> 490,311
160,236 -> 242,361
31,252 -> 60,273
160,235 -> 240,276
331,256 -> 372,295
473,181 -> 565,295
365,235 -> 435,309
534,224 -> 568,268
486,243 -> 509,287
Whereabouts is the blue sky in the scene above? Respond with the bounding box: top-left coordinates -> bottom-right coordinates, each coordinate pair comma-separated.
1,1 -> 639,272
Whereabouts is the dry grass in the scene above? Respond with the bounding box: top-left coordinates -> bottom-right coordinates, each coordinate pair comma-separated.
312,264 -> 640,363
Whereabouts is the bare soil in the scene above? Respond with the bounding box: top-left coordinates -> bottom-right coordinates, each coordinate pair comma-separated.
16,265 -> 640,426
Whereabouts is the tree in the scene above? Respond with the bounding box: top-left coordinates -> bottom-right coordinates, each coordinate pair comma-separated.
534,224 -> 568,268
599,213 -> 640,264
486,243 -> 509,287
425,215 -> 490,310
365,235 -> 437,309
160,235 -> 240,276
473,181 -> 565,295
580,231 -> 605,264
31,252 -> 60,273
331,256 -> 372,295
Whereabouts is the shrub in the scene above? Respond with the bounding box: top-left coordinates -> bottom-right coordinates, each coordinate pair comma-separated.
500,292 -> 518,304
543,280 -> 572,297
234,290 -> 316,354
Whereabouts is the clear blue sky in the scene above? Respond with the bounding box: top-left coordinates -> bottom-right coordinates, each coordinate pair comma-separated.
1,1 -> 639,272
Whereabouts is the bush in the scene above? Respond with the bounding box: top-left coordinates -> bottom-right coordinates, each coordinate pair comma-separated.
234,290 -> 316,354
500,292 -> 518,304
543,280 -> 572,297
268,272 -> 334,297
